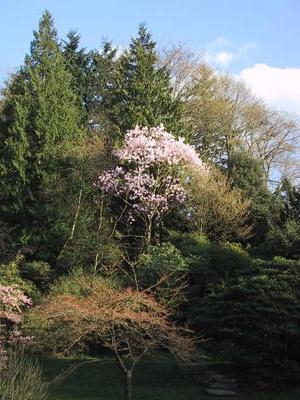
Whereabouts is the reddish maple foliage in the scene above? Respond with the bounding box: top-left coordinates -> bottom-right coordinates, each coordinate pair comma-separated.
30,277 -> 196,400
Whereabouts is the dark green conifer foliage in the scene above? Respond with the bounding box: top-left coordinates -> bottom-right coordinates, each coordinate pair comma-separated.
227,151 -> 274,243
0,10 -> 82,250
107,24 -> 184,141
63,31 -> 91,119
263,178 -> 300,258
278,178 -> 300,221
63,33 -> 117,130
88,42 -> 117,129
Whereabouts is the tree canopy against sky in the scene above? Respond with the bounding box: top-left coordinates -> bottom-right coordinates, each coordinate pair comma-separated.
106,24 -> 185,142
0,11 -> 82,246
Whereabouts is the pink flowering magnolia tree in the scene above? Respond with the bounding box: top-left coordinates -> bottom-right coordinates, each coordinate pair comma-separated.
96,125 -> 208,246
0,284 -> 32,371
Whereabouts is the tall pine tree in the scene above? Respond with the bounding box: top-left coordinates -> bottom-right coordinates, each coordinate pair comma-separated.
63,32 -> 117,130
63,30 -> 91,121
107,24 -> 184,141
0,10 -> 82,251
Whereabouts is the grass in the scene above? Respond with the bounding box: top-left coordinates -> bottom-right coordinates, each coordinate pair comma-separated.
41,357 -> 300,400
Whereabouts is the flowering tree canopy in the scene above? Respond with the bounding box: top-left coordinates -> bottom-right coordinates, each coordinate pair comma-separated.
96,125 -> 208,244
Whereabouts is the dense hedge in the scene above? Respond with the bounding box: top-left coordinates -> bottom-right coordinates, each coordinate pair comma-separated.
171,233 -> 300,384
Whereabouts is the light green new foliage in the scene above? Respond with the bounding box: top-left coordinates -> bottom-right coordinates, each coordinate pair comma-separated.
136,243 -> 188,307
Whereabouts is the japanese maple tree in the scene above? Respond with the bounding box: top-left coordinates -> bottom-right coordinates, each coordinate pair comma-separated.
29,275 -> 196,400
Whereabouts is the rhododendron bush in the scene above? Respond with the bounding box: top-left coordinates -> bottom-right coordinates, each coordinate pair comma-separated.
96,125 -> 208,245
0,285 -> 32,371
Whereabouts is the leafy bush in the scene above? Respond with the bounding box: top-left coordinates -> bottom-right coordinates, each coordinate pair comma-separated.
170,233 -> 300,383
49,269 -> 118,297
19,260 -> 54,291
188,255 -> 300,384
0,257 -> 41,302
170,231 -> 250,296
261,219 -> 300,259
136,243 -> 188,306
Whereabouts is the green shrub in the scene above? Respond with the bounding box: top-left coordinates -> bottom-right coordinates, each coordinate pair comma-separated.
136,243 -> 188,307
19,260 -> 54,291
0,257 -> 41,302
256,219 -> 300,259
170,233 -> 300,384
188,255 -> 300,384
49,269 -> 118,297
170,231 -> 250,297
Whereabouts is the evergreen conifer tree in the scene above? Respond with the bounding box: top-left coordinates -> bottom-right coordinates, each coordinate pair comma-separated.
63,32 -> 117,130
0,10 -> 82,250
63,30 -> 91,119
107,24 -> 184,141
228,151 -> 273,243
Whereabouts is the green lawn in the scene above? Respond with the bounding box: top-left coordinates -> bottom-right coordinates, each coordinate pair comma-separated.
41,357 -> 300,400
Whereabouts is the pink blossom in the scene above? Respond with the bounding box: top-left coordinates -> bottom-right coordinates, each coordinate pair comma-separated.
0,284 -> 33,369
115,125 -> 208,170
0,284 -> 32,314
96,125 -> 208,226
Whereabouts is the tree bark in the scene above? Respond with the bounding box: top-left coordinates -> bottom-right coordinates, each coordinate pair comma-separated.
125,370 -> 133,400
144,218 -> 153,250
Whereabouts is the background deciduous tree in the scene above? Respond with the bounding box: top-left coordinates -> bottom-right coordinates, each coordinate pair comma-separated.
161,46 -> 300,183
185,167 -> 251,242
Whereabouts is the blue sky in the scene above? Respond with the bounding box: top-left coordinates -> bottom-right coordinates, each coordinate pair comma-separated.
1,0 -> 300,114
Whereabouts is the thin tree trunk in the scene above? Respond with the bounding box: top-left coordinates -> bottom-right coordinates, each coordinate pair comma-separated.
125,370 -> 133,400
144,218 -> 153,250
69,188 -> 83,240
57,187 -> 83,261
94,196 -> 104,274
113,346 -> 134,400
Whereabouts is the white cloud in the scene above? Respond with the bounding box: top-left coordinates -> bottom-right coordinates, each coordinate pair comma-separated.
212,51 -> 234,65
240,64 -> 300,115
204,36 -> 257,67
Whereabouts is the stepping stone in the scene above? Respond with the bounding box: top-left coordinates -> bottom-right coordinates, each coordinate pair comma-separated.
204,388 -> 236,397
208,382 -> 238,391
208,374 -> 236,383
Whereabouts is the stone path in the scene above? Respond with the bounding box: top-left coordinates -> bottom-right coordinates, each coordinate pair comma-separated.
203,370 -> 238,398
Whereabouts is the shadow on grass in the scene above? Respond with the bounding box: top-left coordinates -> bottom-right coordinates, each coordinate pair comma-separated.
41,357 -> 300,400
42,357 -> 201,400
